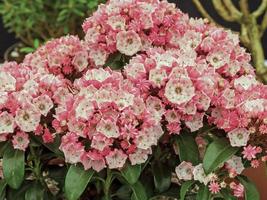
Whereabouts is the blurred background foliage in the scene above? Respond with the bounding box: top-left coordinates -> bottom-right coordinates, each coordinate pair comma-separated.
0,0 -> 105,46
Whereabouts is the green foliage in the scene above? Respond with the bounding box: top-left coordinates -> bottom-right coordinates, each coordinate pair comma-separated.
238,175 -> 260,200
121,163 -> 142,185
174,133 -> 200,165
3,144 -> 25,189
0,0 -> 105,46
203,138 -> 239,174
64,164 -> 94,200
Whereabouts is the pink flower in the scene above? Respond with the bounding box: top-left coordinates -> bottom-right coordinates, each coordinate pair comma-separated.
230,182 -> 244,198
175,161 -> 194,181
0,111 -> 15,134
15,105 -> 41,132
164,77 -> 195,105
12,131 -> 29,151
105,149 -> 127,169
251,159 -> 260,168
33,95 -> 53,116
116,30 -> 142,56
208,181 -> 221,194
42,128 -> 54,143
242,145 -> 258,161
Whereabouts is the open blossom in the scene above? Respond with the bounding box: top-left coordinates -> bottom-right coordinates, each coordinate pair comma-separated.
15,105 -> 41,132
175,161 -> 194,181
105,149 -> 128,169
164,77 -> 195,105
116,30 -> 142,56
0,71 -> 16,92
12,131 -> 29,151
228,128 -> 250,147
33,95 -> 53,116
0,111 -> 15,134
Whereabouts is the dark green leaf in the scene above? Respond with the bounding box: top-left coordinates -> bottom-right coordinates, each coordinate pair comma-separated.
64,165 -> 94,200
121,164 -> 141,185
180,180 -> 195,200
7,181 -> 31,200
220,189 -> 237,200
203,138 -> 238,174
115,185 -> 132,200
3,145 -> 25,189
196,185 -> 211,200
25,183 -> 44,200
130,181 -> 147,200
238,175 -> 260,200
175,134 -> 200,165
0,180 -> 7,200
152,161 -> 171,193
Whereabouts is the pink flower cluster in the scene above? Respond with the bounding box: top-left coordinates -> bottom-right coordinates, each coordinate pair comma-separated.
0,0 -> 266,179
55,68 -> 163,171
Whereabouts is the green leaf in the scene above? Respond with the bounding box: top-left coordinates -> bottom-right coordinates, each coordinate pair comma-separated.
121,164 -> 141,185
130,181 -> 147,200
238,176 -> 260,200
203,138 -> 238,174
64,165 -> 94,200
175,134 -> 200,165
196,185 -> 211,200
3,145 -> 25,189
20,47 -> 35,53
180,180 -> 195,200
220,189 -> 237,200
152,161 -> 171,193
25,183 -> 44,200
0,180 -> 7,200
7,181 -> 32,200
115,185 -> 132,200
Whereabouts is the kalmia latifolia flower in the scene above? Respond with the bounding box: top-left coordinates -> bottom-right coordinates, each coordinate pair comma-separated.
56,68 -> 163,170
0,0 -> 266,177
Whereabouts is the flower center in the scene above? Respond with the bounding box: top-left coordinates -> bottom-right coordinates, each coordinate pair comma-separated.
127,38 -> 133,45
23,113 -> 30,121
175,86 -> 182,94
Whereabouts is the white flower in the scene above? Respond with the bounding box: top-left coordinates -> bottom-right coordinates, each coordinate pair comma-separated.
106,149 -> 127,169
15,106 -> 41,132
33,95 -> 53,116
0,71 -> 16,92
149,68 -> 167,87
0,111 -> 15,134
116,30 -> 142,56
228,128 -> 250,147
175,161 -> 194,181
75,98 -> 94,120
96,118 -> 120,138
234,75 -> 258,91
193,164 -> 211,185
164,77 -> 195,105
226,155 -> 245,174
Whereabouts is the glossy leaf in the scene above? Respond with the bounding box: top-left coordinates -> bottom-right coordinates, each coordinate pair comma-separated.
175,134 -> 200,165
203,138 -> 238,174
64,165 -> 94,200
238,176 -> 260,200
130,181 -> 147,200
152,161 -> 171,193
196,185 -> 211,200
180,180 -> 195,200
3,145 -> 25,189
121,164 -> 141,185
